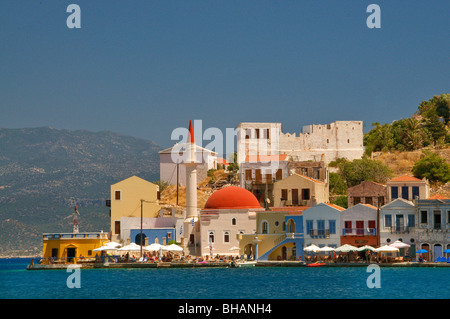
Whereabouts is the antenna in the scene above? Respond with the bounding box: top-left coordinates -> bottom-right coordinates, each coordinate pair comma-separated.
73,206 -> 80,233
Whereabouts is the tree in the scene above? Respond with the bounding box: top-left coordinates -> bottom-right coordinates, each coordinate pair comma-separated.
340,157 -> 393,188
332,196 -> 348,209
329,172 -> 347,195
412,151 -> 450,184
226,152 -> 239,183
424,112 -> 447,146
154,180 -> 170,192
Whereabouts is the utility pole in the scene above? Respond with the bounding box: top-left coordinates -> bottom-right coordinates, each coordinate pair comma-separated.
377,196 -> 381,247
140,199 -> 144,258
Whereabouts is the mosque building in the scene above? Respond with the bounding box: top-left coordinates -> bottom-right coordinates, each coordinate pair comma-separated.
181,120 -> 264,257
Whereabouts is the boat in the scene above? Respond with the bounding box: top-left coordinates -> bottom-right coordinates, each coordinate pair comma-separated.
231,260 -> 257,268
306,262 -> 326,267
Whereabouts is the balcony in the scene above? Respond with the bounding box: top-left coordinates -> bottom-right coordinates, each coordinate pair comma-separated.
342,228 -> 377,236
309,229 -> 330,238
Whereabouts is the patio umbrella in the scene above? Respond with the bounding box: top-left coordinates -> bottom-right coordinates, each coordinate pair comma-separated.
335,244 -> 358,252
118,242 -> 141,252
389,240 -> 411,248
374,245 -> 399,252
317,246 -> 335,252
416,249 -> 428,254
162,244 -> 183,252
145,243 -> 163,251
303,244 -> 320,252
443,249 -> 450,254
104,241 -> 122,248
356,245 -> 376,251
93,245 -> 119,252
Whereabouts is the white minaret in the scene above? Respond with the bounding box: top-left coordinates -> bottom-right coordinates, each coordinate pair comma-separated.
185,119 -> 198,218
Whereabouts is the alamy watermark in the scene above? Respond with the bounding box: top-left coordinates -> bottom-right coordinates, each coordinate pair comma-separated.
66,264 -> 81,288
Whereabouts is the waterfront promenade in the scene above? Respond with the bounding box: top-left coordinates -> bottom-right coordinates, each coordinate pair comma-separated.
26,259 -> 450,270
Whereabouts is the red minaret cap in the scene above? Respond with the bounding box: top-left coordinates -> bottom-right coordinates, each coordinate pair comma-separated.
188,120 -> 195,144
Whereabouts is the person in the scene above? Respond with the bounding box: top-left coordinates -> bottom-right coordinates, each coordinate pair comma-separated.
419,255 -> 424,262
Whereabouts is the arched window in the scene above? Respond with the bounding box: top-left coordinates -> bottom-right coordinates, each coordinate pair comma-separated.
208,231 -> 215,244
223,231 -> 230,243
231,218 -> 237,226
135,233 -> 147,246
287,219 -> 296,233
262,221 -> 268,234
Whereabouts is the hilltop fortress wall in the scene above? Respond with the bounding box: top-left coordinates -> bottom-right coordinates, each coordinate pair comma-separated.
237,121 -> 364,165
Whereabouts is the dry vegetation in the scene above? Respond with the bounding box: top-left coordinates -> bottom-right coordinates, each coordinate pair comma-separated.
373,147 -> 450,197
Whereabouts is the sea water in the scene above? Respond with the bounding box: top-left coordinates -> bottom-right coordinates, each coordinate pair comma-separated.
0,258 -> 449,299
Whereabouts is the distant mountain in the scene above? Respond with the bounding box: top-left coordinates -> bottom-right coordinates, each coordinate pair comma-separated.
0,127 -> 162,256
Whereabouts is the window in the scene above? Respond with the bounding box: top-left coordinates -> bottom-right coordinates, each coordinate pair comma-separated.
329,220 -> 336,234
385,215 -> 392,227
353,197 -> 361,205
407,214 -> 415,227
306,220 -> 313,235
282,221 -> 286,231
274,221 -> 280,227
302,188 -> 310,201
368,220 -> 376,235
208,231 -> 215,244
223,231 -> 230,243
115,190 -> 121,200
266,129 -> 270,139
317,220 -> 325,236
420,210 -> 428,224
115,221 -> 121,235
401,186 -> 409,200
344,221 -> 352,234
231,218 -> 237,226
262,221 -> 268,234
391,187 -> 398,199
276,169 -> 283,180
412,186 -> 420,200
365,197 -> 373,205
255,169 -> 262,182
245,169 -> 252,181
245,129 -> 251,139
281,189 -> 288,201
255,129 -> 260,139
157,191 -> 161,201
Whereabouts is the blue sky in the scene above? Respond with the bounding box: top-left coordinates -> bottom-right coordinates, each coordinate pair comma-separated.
1,1 -> 449,149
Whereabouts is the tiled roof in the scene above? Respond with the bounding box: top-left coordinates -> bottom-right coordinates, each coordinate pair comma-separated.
389,174 -> 422,182
426,194 -> 448,200
324,203 -> 346,211
293,173 -> 325,184
360,204 -> 378,209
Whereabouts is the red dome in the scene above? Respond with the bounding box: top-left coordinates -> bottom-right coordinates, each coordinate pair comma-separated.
204,186 -> 262,210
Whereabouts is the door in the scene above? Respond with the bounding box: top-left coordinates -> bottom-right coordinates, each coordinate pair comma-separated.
356,221 -> 364,235
434,245 -> 443,261
292,189 -> 299,205
345,221 -> 352,234
67,248 -> 76,263
396,215 -> 404,232
281,246 -> 287,260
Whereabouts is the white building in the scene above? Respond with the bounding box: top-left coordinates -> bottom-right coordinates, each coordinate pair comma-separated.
159,143 -> 226,186
302,203 -> 345,248
236,121 -> 364,166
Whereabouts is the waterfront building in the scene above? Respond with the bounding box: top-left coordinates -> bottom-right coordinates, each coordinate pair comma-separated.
236,121 -> 364,166
198,186 -> 264,257
415,197 -> 450,261
379,198 -> 417,256
340,203 -> 378,247
272,173 -> 329,207
108,176 -> 161,242
42,232 -> 108,263
120,212 -> 184,246
238,207 -> 305,261
347,181 -> 387,208
302,203 -> 344,248
386,174 -> 430,203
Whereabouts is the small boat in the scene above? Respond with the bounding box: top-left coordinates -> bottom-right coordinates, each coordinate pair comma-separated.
306,262 -> 326,267
231,261 -> 256,268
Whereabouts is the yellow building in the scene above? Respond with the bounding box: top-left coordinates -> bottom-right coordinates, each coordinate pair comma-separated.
272,173 -> 329,207
42,232 -> 108,264
238,208 -> 305,261
109,176 -> 161,242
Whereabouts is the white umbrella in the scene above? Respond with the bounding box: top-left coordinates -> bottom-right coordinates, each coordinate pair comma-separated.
303,244 -> 320,252
335,244 -> 358,252
145,243 -> 163,251
229,246 -> 240,251
356,245 -> 376,252
118,242 -> 142,252
104,241 -> 122,248
93,245 -> 119,252
317,246 -> 335,252
389,240 -> 411,248
162,244 -> 184,252
374,245 -> 400,252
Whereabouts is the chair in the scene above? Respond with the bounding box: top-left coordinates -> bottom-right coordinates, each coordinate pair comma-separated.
447,257 -> 450,263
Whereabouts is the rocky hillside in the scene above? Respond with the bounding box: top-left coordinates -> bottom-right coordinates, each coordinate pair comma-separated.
0,127 -> 161,256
